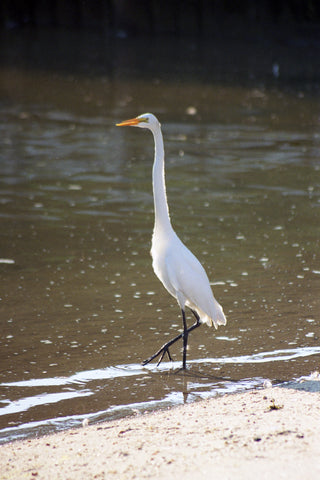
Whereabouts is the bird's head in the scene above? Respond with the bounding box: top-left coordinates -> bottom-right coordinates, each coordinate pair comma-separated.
116,113 -> 160,131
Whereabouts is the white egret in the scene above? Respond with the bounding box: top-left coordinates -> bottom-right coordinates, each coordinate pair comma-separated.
116,113 -> 226,369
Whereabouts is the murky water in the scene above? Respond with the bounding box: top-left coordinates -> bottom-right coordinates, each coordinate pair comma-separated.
0,30 -> 319,444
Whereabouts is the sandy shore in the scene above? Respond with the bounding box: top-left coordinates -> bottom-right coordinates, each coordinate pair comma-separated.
1,381 -> 320,480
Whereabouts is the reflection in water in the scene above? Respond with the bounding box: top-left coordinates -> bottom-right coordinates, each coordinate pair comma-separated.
0,30 -> 319,444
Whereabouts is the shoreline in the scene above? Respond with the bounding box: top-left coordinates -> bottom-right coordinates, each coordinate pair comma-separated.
1,381 -> 320,479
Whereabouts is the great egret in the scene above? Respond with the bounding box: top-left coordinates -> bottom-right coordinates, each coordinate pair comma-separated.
116,113 -> 226,369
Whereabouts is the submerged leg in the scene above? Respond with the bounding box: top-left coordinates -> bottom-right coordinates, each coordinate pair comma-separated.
142,309 -> 201,367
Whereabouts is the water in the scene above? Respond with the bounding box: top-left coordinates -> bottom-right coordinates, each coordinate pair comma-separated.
0,29 -> 320,444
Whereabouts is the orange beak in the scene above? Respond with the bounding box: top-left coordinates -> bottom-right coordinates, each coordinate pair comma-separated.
116,117 -> 141,127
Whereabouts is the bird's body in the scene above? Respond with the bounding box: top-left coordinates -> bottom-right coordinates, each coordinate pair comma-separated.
151,223 -> 226,329
116,113 -> 226,368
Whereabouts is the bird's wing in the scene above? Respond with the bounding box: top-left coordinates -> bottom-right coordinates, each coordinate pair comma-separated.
165,241 -> 226,328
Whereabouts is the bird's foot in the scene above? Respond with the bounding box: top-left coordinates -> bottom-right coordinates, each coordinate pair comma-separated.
142,316 -> 201,368
156,345 -> 173,366
142,344 -> 173,367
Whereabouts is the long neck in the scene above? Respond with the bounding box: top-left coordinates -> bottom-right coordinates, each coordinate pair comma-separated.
151,126 -> 172,232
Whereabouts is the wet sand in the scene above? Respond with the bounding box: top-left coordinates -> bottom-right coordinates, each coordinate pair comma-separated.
1,381 -> 320,479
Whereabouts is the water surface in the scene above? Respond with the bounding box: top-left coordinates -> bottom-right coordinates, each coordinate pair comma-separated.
0,30 -> 319,444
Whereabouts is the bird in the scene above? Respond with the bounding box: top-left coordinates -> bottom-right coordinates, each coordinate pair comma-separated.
116,113 -> 227,369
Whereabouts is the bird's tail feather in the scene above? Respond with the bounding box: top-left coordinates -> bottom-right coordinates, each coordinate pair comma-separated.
200,303 -> 227,329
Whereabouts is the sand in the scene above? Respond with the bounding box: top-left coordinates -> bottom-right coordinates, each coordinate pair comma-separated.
1,381 -> 320,480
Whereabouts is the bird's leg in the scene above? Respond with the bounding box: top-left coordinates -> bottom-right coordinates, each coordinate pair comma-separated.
181,309 -> 202,368
182,309 -> 188,369
190,308 -> 201,326
142,309 -> 202,367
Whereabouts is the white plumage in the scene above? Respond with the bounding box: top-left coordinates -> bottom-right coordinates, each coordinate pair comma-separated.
117,113 -> 226,368
151,226 -> 226,329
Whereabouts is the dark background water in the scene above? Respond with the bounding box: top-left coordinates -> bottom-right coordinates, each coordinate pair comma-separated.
0,23 -> 319,443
